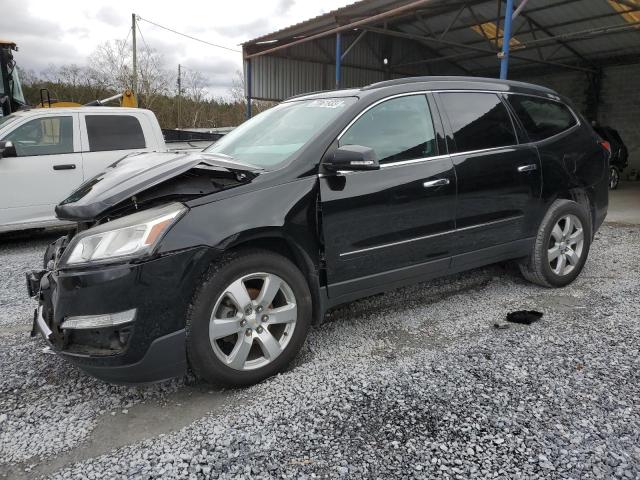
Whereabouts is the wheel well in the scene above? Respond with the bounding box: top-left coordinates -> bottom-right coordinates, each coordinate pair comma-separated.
558,188 -> 595,231
226,236 -> 325,324
230,237 -> 299,264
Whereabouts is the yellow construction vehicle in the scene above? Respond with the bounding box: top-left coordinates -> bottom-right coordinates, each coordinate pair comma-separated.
2,39 -> 138,113
38,88 -> 138,108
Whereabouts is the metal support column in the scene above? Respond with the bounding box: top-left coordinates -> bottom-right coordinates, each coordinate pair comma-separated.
246,58 -> 252,120
335,32 -> 342,89
499,0 -> 514,79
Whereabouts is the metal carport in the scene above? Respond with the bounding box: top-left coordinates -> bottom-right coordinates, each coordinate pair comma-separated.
241,0 -> 640,108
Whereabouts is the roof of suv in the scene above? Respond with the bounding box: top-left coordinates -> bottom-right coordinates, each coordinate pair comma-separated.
287,76 -> 560,102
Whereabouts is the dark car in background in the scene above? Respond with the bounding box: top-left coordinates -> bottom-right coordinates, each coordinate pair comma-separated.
27,76 -> 609,386
593,125 -> 628,189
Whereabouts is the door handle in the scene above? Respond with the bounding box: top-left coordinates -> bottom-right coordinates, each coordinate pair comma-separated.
423,178 -> 450,188
517,164 -> 537,173
53,164 -> 76,170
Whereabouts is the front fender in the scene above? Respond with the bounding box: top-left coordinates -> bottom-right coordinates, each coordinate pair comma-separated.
159,177 -> 319,263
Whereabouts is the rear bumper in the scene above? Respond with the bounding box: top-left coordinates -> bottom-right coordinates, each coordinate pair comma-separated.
28,244 -> 218,383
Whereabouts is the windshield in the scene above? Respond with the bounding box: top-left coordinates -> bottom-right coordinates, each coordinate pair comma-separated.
10,66 -> 26,105
204,97 -> 356,168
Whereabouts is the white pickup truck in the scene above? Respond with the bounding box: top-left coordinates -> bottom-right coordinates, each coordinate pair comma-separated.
0,107 -> 210,232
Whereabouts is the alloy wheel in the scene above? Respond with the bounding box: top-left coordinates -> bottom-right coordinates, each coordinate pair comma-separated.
547,214 -> 584,276
209,272 -> 297,371
609,167 -> 619,190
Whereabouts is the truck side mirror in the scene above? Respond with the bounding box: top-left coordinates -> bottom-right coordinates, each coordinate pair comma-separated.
0,140 -> 17,158
324,145 -> 379,172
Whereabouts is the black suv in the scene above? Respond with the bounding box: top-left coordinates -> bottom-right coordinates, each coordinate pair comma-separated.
27,76 -> 609,386
593,124 -> 628,190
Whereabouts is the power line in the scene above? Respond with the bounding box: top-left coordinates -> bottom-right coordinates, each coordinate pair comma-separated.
123,25 -> 131,46
136,15 -> 241,53
136,22 -> 164,74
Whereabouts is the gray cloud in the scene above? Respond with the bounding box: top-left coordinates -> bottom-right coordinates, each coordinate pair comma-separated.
95,6 -> 123,27
0,3 -> 64,40
211,18 -> 271,40
7,0 -> 349,99
276,0 -> 296,15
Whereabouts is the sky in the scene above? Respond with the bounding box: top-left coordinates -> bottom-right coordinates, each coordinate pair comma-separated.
2,0 -> 353,98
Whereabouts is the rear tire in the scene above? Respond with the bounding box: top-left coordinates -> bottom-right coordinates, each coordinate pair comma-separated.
186,249 -> 312,386
609,166 -> 620,190
519,199 -> 592,288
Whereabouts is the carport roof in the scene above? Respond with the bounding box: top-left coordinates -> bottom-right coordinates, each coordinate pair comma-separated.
243,0 -> 640,74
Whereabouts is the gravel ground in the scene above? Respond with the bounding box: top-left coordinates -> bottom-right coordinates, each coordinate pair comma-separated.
1,225 -> 639,479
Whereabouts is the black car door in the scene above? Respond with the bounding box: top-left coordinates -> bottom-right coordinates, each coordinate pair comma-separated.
319,93 -> 456,299
435,91 -> 542,265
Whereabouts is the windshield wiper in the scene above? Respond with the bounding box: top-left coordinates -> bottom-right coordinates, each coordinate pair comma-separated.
200,152 -> 265,170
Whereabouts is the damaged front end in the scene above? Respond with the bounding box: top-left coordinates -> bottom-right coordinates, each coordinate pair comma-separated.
26,151 -> 260,382
55,151 -> 261,226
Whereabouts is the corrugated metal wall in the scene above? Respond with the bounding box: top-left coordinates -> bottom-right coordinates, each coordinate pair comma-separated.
246,32 -> 420,101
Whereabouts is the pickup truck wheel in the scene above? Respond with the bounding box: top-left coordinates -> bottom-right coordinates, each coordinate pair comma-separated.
186,250 -> 311,386
609,166 -> 620,190
519,199 -> 592,288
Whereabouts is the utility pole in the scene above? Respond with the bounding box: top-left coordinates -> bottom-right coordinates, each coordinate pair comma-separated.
177,64 -> 182,129
132,13 -> 137,93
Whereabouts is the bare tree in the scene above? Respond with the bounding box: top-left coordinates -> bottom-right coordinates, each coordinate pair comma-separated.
88,39 -> 170,108
229,69 -> 246,105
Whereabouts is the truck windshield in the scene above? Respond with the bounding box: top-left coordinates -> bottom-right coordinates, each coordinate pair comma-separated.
10,66 -> 26,105
204,97 -> 356,168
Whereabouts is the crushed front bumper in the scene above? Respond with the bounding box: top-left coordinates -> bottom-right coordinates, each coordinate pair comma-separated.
27,242 -> 217,384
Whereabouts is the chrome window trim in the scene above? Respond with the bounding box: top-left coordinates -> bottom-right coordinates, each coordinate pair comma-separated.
381,154 -> 450,169
339,215 -> 524,257
323,88 -> 580,175
316,153 -> 452,177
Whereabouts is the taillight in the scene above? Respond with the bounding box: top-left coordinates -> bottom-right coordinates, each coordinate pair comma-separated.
599,140 -> 611,155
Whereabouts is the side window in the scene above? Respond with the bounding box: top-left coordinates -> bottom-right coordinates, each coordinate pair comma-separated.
85,115 -> 146,152
339,95 -> 437,164
3,116 -> 74,156
508,95 -> 577,142
440,92 -> 517,152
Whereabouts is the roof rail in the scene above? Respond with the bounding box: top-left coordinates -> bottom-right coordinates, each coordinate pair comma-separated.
361,75 -> 557,95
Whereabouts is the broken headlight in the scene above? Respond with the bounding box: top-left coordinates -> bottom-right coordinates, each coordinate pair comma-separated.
61,203 -> 187,266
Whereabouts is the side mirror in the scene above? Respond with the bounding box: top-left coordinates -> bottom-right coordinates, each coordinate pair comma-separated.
0,141 -> 16,158
324,145 -> 379,172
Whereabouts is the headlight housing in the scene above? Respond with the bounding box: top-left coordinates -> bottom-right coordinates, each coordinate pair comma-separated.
61,203 -> 187,266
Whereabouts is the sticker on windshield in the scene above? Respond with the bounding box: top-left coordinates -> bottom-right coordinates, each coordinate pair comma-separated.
305,99 -> 347,108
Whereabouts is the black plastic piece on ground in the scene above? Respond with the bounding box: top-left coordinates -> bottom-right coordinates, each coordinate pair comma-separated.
506,310 -> 543,325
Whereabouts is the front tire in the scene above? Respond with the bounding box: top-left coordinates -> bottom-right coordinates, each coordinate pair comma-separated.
519,199 -> 592,288
186,249 -> 312,386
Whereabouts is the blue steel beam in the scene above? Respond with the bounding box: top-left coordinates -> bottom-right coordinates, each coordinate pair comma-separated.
499,0 -> 515,79
246,58 -> 252,119
335,32 -> 342,89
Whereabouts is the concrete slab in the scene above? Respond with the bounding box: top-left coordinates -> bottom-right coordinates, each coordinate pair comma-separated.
606,181 -> 640,225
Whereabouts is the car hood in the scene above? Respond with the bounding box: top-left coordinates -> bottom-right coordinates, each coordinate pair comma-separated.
55,151 -> 262,222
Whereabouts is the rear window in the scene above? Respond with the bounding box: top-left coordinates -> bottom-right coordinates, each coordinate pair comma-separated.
439,92 -> 517,152
85,115 -> 146,152
508,95 -> 577,142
